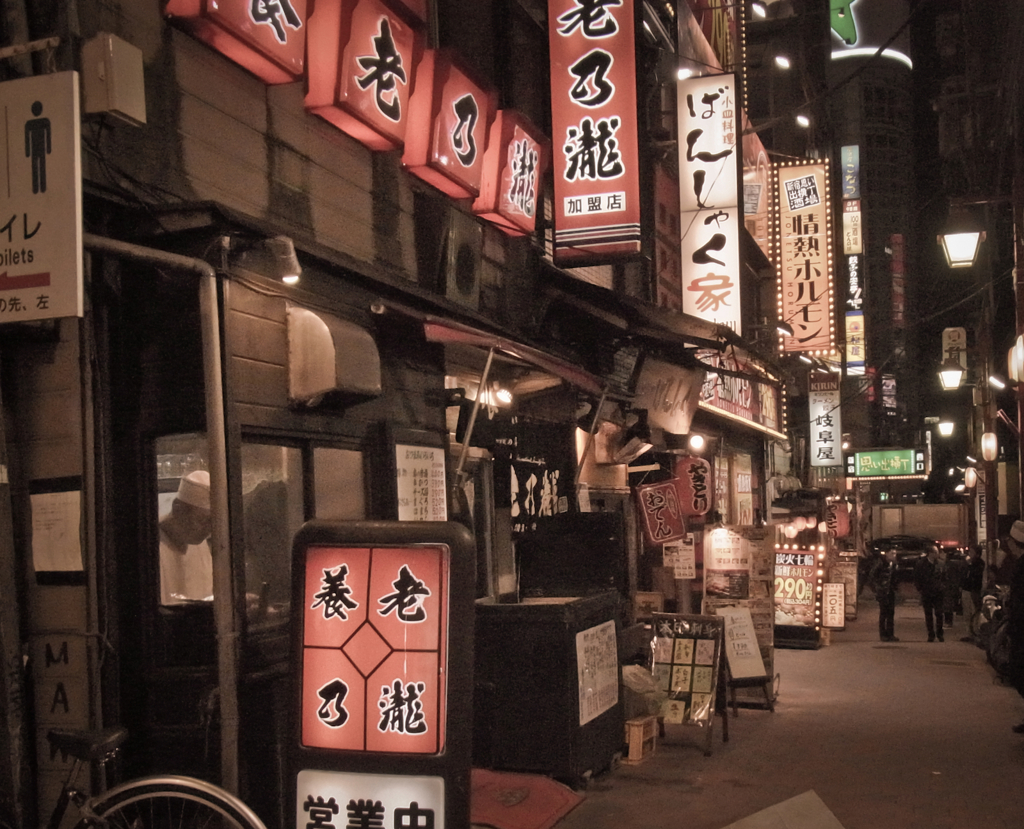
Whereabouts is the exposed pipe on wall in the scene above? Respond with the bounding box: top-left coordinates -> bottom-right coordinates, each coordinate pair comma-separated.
82,232 -> 239,794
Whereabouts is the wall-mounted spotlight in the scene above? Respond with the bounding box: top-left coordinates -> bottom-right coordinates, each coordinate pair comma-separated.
774,55 -> 791,69
687,433 -> 705,452
795,114 -> 810,128
229,234 -> 302,285
752,1 -> 767,18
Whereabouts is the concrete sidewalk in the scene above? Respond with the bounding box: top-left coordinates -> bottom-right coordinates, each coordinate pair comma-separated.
551,594 -> 1024,829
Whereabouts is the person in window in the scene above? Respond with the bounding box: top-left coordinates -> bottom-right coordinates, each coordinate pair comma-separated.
159,470 -> 213,605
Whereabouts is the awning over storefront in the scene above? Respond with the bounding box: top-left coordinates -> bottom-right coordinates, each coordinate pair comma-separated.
421,318 -> 606,397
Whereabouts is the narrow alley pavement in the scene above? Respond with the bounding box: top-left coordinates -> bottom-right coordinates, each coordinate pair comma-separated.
551,589 -> 1024,829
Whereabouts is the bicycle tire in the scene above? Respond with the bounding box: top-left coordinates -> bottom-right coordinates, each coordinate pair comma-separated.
75,775 -> 267,829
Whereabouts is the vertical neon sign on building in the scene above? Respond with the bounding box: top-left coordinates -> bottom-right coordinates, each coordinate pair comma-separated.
772,160 -> 835,356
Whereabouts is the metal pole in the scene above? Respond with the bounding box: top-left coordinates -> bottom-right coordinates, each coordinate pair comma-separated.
82,233 -> 239,794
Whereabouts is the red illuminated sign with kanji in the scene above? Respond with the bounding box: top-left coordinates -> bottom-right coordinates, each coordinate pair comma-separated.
635,480 -> 687,547
547,0 -> 641,263
164,0 -> 307,84
402,50 -> 496,199
301,544 -> 449,754
473,110 -> 548,236
306,0 -> 424,151
673,456 -> 712,517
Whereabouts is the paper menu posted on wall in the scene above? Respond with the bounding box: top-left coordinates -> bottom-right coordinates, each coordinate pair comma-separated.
663,535 -> 696,580
31,489 -> 82,571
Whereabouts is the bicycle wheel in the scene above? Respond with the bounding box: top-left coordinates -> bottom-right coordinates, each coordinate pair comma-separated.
77,775 -> 267,829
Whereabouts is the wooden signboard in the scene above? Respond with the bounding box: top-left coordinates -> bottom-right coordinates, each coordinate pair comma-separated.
649,613 -> 725,756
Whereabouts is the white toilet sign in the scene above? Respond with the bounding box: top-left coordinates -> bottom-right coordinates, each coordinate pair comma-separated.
0,71 -> 82,322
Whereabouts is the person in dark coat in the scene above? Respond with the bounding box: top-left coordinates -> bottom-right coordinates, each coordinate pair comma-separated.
960,546 -> 985,641
914,544 -> 946,642
1005,522 -> 1024,733
870,549 -> 899,642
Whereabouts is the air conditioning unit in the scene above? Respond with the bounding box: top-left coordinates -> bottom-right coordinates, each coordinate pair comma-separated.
444,209 -> 482,310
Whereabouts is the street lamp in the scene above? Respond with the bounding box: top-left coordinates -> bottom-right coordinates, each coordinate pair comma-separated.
937,207 -> 986,269
938,356 -> 967,391
938,420 -> 955,437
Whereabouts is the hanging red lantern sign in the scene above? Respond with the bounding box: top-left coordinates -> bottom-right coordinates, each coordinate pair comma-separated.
402,49 -> 496,199
674,456 -> 713,517
164,0 -> 307,84
306,0 -> 424,151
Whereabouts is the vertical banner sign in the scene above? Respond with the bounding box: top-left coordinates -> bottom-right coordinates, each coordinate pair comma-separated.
891,233 -> 905,327
291,522 -> 475,829
808,373 -> 842,467
678,73 -> 742,332
821,583 -> 845,628
772,160 -> 835,355
845,311 -> 865,375
0,72 -> 82,321
840,145 -> 860,199
842,200 -> 862,254
547,0 -> 641,263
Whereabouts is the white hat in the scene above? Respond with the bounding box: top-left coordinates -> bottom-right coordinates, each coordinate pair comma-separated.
1010,520 -> 1024,544
176,470 -> 210,510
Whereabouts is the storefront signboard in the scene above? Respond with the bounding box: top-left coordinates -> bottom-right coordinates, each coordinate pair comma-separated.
774,547 -> 820,627
845,448 -> 925,480
808,373 -> 842,468
845,311 -> 865,375
547,0 -> 641,263
635,479 -> 687,546
472,109 -> 548,236
696,350 -> 784,439
290,521 -> 475,829
650,613 -> 723,742
164,0 -> 307,84
821,582 -> 845,629
0,71 -> 82,322
402,49 -> 495,199
305,0 -> 425,151
773,159 -> 835,356
678,73 -> 742,332
704,526 -> 751,599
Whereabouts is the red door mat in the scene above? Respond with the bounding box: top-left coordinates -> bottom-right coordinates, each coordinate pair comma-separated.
471,768 -> 583,829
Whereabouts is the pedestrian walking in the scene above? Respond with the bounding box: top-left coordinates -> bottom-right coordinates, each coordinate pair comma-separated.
941,548 -> 963,627
914,544 -> 946,642
960,545 -> 985,642
870,548 -> 899,641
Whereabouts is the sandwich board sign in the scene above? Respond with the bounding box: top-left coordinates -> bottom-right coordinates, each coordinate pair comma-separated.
0,71 -> 83,321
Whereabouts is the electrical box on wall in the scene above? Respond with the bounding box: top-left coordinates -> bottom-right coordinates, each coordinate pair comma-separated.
81,33 -> 146,126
